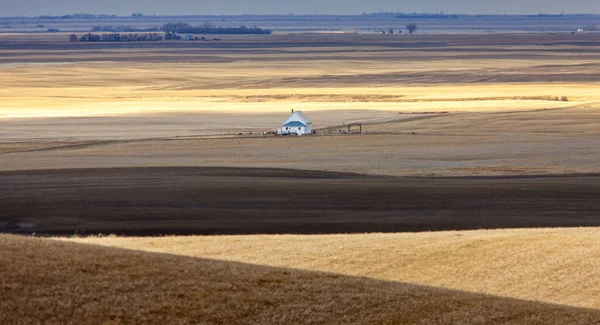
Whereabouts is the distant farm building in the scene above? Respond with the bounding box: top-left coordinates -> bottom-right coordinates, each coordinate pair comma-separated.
278,110 -> 312,135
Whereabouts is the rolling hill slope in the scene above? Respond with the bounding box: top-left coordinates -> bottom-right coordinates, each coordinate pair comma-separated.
72,228 -> 600,310
3,234 -> 600,324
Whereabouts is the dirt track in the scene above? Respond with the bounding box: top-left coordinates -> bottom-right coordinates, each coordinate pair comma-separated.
1,167 -> 598,236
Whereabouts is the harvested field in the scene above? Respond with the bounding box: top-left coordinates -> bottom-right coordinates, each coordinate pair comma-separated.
1,30 -> 600,324
69,227 -> 600,310
3,234 -> 600,325
0,33 -> 598,177
1,126 -> 597,176
1,167 -> 598,236
2,33 -> 600,119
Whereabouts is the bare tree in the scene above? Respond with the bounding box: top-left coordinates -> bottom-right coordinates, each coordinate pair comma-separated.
160,22 -> 190,34
406,23 -> 418,34
69,33 -> 78,42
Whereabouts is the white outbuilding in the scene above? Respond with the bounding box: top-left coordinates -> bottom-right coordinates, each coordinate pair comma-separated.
278,110 -> 312,135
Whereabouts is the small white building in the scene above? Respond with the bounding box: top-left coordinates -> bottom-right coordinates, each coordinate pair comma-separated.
278,110 -> 312,135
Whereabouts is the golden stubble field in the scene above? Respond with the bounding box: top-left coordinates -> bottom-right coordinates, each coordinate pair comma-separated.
68,227 -> 600,309
3,232 -> 600,325
2,33 -> 600,119
1,33 -> 599,176
1,60 -> 599,118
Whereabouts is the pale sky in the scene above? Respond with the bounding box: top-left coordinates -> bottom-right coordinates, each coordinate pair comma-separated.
1,0 -> 599,16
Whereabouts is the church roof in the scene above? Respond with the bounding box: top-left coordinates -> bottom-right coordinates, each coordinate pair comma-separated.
283,111 -> 311,126
283,121 -> 307,127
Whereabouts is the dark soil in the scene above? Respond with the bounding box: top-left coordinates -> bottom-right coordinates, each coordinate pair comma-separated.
1,167 -> 598,236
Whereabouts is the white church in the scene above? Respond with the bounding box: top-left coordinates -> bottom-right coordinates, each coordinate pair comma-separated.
278,110 -> 312,136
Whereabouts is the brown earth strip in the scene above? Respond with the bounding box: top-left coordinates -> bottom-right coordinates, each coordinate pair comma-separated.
1,167 -> 598,236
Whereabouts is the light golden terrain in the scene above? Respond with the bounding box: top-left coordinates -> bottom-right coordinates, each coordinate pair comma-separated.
3,234 -> 600,325
1,34 -> 599,176
70,228 -> 600,310
1,59 -> 598,118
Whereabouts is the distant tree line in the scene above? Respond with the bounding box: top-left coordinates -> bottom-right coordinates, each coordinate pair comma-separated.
525,13 -> 565,18
160,22 -> 191,34
396,13 -> 459,19
91,25 -> 159,32
161,22 -> 272,35
37,13 -> 117,19
362,12 -> 458,19
70,33 -> 164,42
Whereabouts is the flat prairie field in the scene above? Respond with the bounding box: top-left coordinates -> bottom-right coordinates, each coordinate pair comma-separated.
1,31 -> 600,324
1,32 -> 599,237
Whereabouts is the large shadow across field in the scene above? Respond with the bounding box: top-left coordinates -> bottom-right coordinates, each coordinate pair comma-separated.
0,167 -> 598,236
3,235 -> 600,324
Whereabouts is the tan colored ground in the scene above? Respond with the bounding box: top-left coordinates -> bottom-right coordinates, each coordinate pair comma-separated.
1,33 -> 599,176
0,64 -> 597,118
1,117 -> 597,176
69,228 -> 600,310
2,34 -> 600,119
3,234 -> 600,325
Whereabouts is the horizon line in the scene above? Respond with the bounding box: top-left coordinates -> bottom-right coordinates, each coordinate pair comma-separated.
2,12 -> 600,19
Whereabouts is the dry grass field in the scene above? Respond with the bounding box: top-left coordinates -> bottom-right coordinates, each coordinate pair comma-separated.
2,33 -> 600,120
3,233 -> 600,325
1,33 -> 599,177
68,227 -> 600,310
1,31 -> 600,324
1,105 -> 598,176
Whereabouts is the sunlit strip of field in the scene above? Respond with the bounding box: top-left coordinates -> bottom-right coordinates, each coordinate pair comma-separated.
68,228 -> 600,310
1,84 -> 596,118
3,234 -> 600,324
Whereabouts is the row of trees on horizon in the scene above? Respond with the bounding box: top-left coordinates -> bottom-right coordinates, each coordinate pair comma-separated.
91,25 -> 160,33
72,21 -> 416,42
86,22 -> 271,35
37,14 -> 117,19
160,22 -> 272,35
72,22 -> 271,41
70,32 -> 164,42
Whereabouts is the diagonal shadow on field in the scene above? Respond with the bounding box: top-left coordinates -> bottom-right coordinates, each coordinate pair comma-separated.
1,235 -> 600,325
